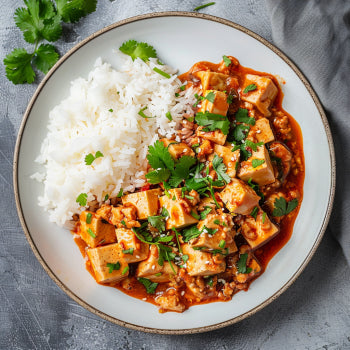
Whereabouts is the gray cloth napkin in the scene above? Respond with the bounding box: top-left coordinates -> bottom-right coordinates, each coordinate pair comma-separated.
266,0 -> 350,264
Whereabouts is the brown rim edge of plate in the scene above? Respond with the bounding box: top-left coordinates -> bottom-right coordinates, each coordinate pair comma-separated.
13,11 -> 336,335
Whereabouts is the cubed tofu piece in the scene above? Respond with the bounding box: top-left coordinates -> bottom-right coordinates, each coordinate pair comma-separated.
219,178 -> 260,215
159,189 -> 198,230
87,243 -> 129,283
155,293 -> 186,313
249,118 -> 275,143
199,90 -> 229,116
196,127 -> 227,145
167,142 -> 195,159
238,145 -> 275,185
239,210 -> 279,249
136,245 -> 178,282
194,71 -> 229,91
95,204 -> 140,229
79,211 -> 116,248
182,243 -> 226,276
122,189 -> 162,220
115,228 -> 149,263
192,212 -> 238,254
208,144 -> 240,178
241,74 -> 278,116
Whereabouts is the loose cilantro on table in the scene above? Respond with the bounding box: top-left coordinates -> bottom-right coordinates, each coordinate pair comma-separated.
195,112 -> 230,135
193,2 -> 216,11
243,84 -> 257,93
272,197 -> 299,217
4,0 -> 97,84
212,155 -> 231,184
85,151 -> 103,165
237,253 -> 252,274
138,277 -> 158,294
119,40 -> 157,62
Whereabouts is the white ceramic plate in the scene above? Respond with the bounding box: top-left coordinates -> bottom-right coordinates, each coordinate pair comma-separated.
14,13 -> 335,334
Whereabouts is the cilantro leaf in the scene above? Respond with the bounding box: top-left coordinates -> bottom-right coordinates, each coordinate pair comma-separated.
138,277 -> 158,294
204,91 -> 215,103
3,48 -> 35,84
147,140 -> 175,171
245,140 -> 264,152
250,206 -> 259,220
76,193 -> 87,206
231,124 -> 250,142
148,216 -> 166,232
200,206 -> 213,220
169,156 -> 196,187
119,40 -> 157,62
107,262 -> 120,273
145,168 -> 171,184
222,55 -> 231,67
56,0 -> 97,23
33,44 -> 59,73
237,253 -> 252,274
84,151 -> 104,165
243,84 -> 257,93
14,5 -> 41,44
41,13 -> 62,42
252,159 -> 265,168
181,225 -> 201,242
272,197 -> 299,217
195,112 -> 230,135
212,155 -> 231,183
235,108 -> 256,125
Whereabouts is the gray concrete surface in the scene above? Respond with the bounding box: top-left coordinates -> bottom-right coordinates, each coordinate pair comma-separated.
1,0 -> 349,349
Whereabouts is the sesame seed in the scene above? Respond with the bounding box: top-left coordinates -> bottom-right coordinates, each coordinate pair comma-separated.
152,265 -> 155,270
181,291 -> 185,296
218,278 -> 226,284
142,297 -> 147,301
256,129 -> 261,134
136,255 -> 140,259
231,157 -> 235,161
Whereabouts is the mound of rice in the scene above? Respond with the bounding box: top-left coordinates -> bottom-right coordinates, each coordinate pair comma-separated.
32,55 -> 196,226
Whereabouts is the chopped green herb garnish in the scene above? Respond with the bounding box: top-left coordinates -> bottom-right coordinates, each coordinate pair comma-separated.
262,212 -> 267,224
76,193 -> 87,206
154,272 -> 162,277
250,206 -> 259,220
153,67 -> 171,78
119,40 -> 157,62
219,240 -> 226,249
190,210 -> 200,220
187,116 -> 194,122
235,108 -> 256,125
104,194 -> 109,201
138,106 -> 155,118
212,154 -> 231,183
148,215 -> 166,232
182,254 -> 189,264
195,112 -> 230,135
245,140 -> 264,152
237,253 -> 252,274
203,225 -> 218,236
185,195 -> 195,200
122,248 -> 134,255
161,207 -> 169,218
204,91 -> 215,103
175,92 -> 180,97
180,85 -> 186,91
165,111 -> 172,121
200,206 -> 213,220
122,266 -> 129,275
86,213 -> 92,224
85,151 -> 104,165
222,55 -> 232,67
108,108 -> 113,112
117,188 -> 124,197
213,219 -> 220,225
107,262 -> 120,273
252,159 -> 265,168
194,2 -> 216,11
243,84 -> 257,93
138,277 -> 158,294
205,276 -> 214,287
227,95 -> 234,104
272,197 -> 299,217
182,225 -> 201,242
87,228 -> 96,238
171,227 -> 182,253
121,219 -> 126,226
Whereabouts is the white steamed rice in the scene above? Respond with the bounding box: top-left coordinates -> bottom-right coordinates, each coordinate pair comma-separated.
31,55 -> 196,226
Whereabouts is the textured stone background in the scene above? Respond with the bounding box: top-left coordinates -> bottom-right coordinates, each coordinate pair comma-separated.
1,0 -> 349,349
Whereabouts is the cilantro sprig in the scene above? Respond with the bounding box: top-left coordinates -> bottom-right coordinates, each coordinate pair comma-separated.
195,112 -> 230,135
212,155 -> 231,184
272,197 -> 299,217
138,277 -> 158,294
119,40 -> 157,62
4,0 -> 97,84
85,151 -> 104,165
237,253 -> 252,274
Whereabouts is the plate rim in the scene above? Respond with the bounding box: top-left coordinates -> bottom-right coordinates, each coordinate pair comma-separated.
13,11 -> 336,334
